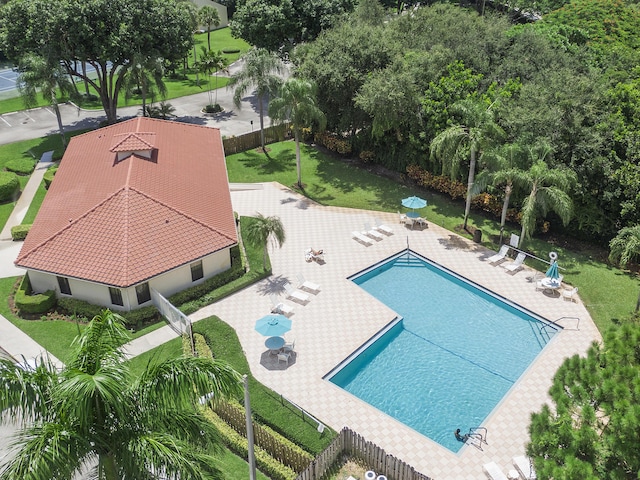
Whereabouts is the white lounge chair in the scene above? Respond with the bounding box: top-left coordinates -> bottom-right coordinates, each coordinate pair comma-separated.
284,283 -> 310,303
297,274 -> 320,293
509,233 -> 520,248
502,252 -> 526,273
364,222 -> 384,240
562,286 -> 578,302
352,231 -> 373,246
483,461 -> 509,480
397,211 -> 407,223
487,245 -> 510,265
270,294 -> 294,316
305,248 -> 324,262
512,456 -> 537,479
373,218 -> 393,235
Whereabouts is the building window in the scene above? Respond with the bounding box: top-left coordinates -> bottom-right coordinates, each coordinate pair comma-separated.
190,260 -> 204,282
57,276 -> 71,295
109,287 -> 124,306
135,282 -> 151,305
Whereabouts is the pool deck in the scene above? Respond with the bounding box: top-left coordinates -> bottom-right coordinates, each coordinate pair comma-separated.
191,182 -> 600,480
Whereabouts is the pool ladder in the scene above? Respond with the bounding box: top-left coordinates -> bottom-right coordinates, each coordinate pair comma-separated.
465,426 -> 488,450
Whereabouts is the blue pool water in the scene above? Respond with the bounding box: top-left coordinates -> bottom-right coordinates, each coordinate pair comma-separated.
327,250 -> 559,453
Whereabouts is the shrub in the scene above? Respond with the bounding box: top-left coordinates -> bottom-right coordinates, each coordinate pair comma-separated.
56,298 -> 158,327
5,158 -> 35,175
14,275 -> 57,314
0,171 -> 19,202
11,224 -> 31,241
314,132 -> 352,155
203,103 -> 223,113
43,166 -> 58,189
222,48 -> 241,54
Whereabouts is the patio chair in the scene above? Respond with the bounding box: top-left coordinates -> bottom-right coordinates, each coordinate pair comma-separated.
487,245 -> 510,265
297,273 -> 320,293
352,231 -> 373,246
284,283 -> 310,303
502,252 -> 527,273
397,211 -> 407,223
562,286 -> 578,302
270,294 -> 294,316
373,218 -> 393,235
482,461 -> 509,480
509,233 -> 520,248
282,339 -> 295,353
364,222 -> 384,240
277,352 -> 291,364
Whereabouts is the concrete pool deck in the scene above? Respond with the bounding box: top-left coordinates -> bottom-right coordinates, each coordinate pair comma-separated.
190,182 -> 600,480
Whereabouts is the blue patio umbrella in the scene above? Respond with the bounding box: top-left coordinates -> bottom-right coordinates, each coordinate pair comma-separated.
545,261 -> 560,280
254,314 -> 292,337
401,195 -> 427,211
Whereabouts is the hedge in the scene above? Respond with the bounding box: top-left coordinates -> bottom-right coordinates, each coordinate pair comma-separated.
0,171 -> 19,202
11,224 -> 31,241
5,158 -> 36,175
43,167 -> 58,189
14,275 -> 57,314
56,297 -> 159,327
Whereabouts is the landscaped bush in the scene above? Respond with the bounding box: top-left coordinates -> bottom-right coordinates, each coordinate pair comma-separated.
5,158 -> 35,175
0,171 -> 19,202
11,224 -> 30,241
43,166 -> 58,189
222,48 -> 241,54
56,297 -> 159,327
14,275 -> 57,314
203,103 -> 223,114
314,132 -> 352,155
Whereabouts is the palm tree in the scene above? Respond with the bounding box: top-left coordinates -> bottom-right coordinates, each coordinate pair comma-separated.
473,142 -> 531,244
0,310 -> 242,480
609,225 -> 640,311
430,98 -> 504,230
198,6 -> 221,51
227,48 -> 285,152
16,53 -> 72,149
269,78 -> 326,189
124,53 -> 167,117
518,154 -> 575,247
196,47 -> 226,107
244,213 -> 286,270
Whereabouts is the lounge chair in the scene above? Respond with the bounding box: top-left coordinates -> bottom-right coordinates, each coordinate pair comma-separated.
487,245 -> 509,265
502,252 -> 526,273
512,456 -> 537,480
284,283 -> 310,303
297,274 -> 320,293
373,218 -> 393,235
270,294 -> 294,316
364,222 -> 384,240
562,286 -> 578,302
482,461 -> 509,480
397,211 -> 407,223
509,233 -> 520,248
352,231 -> 373,246
305,248 -> 324,262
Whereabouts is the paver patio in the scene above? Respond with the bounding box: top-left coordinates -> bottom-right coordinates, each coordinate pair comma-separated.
191,182 -> 600,480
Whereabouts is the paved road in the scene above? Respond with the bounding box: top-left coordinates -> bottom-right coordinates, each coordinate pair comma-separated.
0,62 -> 269,145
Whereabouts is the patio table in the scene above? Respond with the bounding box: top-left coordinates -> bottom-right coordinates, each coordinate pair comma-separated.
265,336 -> 285,353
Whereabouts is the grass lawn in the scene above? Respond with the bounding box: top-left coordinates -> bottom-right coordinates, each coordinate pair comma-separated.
226,141 -> 640,333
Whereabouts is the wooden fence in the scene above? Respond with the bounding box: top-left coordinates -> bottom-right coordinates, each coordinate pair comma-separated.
222,124 -> 290,155
296,427 -> 433,480
213,401 -> 313,473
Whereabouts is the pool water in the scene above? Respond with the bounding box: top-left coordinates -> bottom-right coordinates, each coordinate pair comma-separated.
327,250 -> 558,453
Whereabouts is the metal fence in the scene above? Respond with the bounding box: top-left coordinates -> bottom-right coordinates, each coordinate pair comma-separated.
296,427 -> 433,480
150,287 -> 191,336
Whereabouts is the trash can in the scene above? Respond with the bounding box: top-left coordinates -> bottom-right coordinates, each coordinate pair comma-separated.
473,229 -> 482,243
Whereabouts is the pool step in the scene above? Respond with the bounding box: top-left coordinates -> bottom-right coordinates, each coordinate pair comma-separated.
393,257 -> 428,267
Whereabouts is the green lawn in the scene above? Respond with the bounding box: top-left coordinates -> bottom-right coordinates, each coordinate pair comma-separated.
226,141 -> 640,333
7,28 -> 250,115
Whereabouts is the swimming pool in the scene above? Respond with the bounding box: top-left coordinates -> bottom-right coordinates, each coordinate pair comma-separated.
326,250 -> 559,453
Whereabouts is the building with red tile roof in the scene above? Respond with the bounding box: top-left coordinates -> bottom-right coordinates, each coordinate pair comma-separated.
16,117 -> 238,311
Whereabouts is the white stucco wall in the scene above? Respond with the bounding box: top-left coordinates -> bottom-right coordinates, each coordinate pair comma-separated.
191,0 -> 229,29
26,248 -> 232,311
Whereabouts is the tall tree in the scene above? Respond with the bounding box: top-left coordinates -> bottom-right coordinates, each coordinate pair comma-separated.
528,322 -> 640,480
244,213 -> 286,270
269,78 -> 326,189
0,310 -> 242,480
609,225 -> 640,311
16,53 -> 72,149
430,98 -> 504,230
196,47 -> 226,107
1,0 -> 193,124
473,143 -> 531,244
227,48 -> 285,151
123,53 -> 167,118
198,6 -> 221,51
518,153 -> 575,247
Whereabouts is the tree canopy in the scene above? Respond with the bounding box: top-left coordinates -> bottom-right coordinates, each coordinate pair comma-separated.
1,0 -> 194,124
528,321 -> 640,479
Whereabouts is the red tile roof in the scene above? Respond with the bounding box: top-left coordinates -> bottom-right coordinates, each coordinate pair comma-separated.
17,117 -> 237,287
